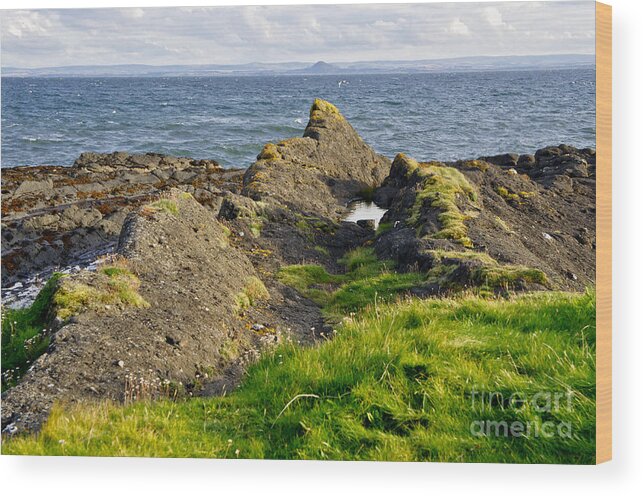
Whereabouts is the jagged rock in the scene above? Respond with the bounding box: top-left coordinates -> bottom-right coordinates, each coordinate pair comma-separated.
375,146 -> 595,291
243,99 -> 390,218
2,191 -> 262,433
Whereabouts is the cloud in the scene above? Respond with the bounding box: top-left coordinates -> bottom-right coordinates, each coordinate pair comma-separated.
0,2 -> 596,68
447,18 -> 471,36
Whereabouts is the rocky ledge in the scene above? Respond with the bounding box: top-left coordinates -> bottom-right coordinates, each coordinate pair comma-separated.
1,99 -> 595,433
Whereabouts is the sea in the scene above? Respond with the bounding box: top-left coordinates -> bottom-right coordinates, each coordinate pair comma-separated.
1,68 -> 596,169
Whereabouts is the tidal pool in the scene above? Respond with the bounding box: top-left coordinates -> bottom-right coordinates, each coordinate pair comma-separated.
343,201 -> 388,228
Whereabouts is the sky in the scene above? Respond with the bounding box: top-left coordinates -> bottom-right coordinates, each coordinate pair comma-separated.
0,1 -> 596,68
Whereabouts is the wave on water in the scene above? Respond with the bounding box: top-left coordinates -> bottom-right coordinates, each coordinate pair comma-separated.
1,70 -> 596,168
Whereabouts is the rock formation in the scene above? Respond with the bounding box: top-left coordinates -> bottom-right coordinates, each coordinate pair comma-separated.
1,99 -> 596,434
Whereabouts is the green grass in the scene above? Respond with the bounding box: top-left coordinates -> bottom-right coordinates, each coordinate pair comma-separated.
375,222 -> 393,236
409,163 -> 477,248
3,290 -> 596,463
148,199 -> 179,215
53,262 -> 148,320
277,247 -> 423,316
1,273 -> 63,390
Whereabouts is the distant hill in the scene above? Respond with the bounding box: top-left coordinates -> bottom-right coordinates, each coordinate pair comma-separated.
301,61 -> 340,74
1,54 -> 594,78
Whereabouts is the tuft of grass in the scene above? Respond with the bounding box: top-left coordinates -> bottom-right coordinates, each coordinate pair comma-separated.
375,222 -> 393,236
235,276 -> 270,311
1,273 -> 63,390
472,265 -> 549,289
4,290 -> 596,464
496,186 -> 520,202
425,250 -> 549,293
148,199 -> 179,215
313,245 -> 330,257
409,163 -> 477,248
53,261 -> 149,321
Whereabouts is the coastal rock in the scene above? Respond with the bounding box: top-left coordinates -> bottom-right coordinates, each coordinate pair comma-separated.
2,192 -> 264,432
375,145 -> 595,291
243,99 -> 390,218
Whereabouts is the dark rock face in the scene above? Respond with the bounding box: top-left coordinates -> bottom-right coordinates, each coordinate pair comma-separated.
375,145 -> 596,292
243,99 -> 390,218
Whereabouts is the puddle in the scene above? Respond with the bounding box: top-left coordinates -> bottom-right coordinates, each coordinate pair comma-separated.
343,201 -> 388,228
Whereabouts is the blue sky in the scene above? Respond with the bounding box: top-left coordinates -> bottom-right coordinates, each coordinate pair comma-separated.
1,2 -> 595,68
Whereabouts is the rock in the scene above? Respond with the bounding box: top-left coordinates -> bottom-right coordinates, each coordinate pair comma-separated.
14,178 -> 54,198
356,219 -> 376,230
243,99 -> 390,218
479,153 -> 519,167
517,154 -> 536,167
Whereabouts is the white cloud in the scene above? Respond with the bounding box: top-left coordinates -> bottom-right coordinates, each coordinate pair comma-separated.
120,8 -> 145,20
0,2 -> 596,68
448,17 -> 471,36
484,7 -> 505,28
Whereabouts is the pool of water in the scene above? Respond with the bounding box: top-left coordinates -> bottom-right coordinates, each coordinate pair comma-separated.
343,201 -> 388,228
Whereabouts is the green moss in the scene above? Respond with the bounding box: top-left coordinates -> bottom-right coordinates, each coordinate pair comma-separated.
375,222 -> 393,236
310,98 -> 342,119
424,249 -> 549,293
149,199 -> 179,215
235,276 -> 270,311
460,159 -> 490,172
248,219 -> 263,238
257,143 -> 281,161
426,249 -> 496,265
409,163 -> 477,248
53,262 -> 149,321
496,186 -> 520,202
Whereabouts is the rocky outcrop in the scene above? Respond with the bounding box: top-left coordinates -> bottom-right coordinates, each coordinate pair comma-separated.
1,153 -> 245,287
1,100 -> 597,435
374,145 -> 596,292
243,99 -> 390,218
1,191 -> 322,433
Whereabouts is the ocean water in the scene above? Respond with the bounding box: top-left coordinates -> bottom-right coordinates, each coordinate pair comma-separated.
1,69 -> 596,169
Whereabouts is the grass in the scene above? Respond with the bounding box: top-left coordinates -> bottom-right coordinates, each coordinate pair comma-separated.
496,186 -> 520,202
1,273 -> 63,390
277,247 -> 423,316
148,199 -> 179,215
409,162 -> 477,248
3,290 -> 596,463
425,250 -> 549,294
235,276 -> 270,311
375,222 -> 393,236
53,261 -> 149,320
